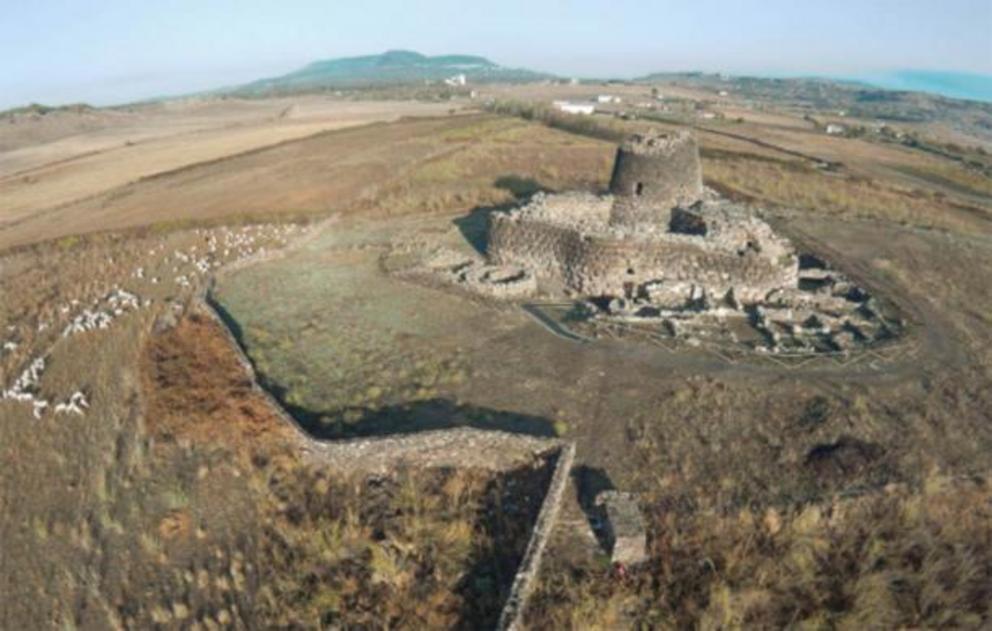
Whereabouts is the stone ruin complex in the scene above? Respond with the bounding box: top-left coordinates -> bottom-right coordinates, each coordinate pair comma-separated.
415,129 -> 900,355
489,131 -> 799,302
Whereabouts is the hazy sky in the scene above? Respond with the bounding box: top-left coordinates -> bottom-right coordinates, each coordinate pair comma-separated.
2,0 -> 990,109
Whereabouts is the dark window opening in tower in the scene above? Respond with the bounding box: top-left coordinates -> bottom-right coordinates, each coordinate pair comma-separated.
635,182 -> 644,196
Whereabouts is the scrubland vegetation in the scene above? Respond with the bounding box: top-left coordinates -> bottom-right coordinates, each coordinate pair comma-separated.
704,157 -> 984,231
485,99 -> 628,142
528,472 -> 992,629
257,460 -> 551,628
142,311 -> 553,628
3,92 -> 992,629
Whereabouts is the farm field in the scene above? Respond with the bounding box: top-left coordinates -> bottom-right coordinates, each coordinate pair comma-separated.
2,89 -> 991,628
0,98 -> 457,249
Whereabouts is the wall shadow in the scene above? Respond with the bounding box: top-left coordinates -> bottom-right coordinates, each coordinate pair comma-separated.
494,174 -> 546,199
452,175 -> 548,256
571,465 -> 616,554
456,453 -> 557,628
278,395 -> 558,442
206,289 -> 245,346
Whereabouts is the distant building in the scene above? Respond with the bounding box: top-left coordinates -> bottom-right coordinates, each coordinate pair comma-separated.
553,101 -> 595,115
597,94 -> 621,104
826,123 -> 847,135
444,74 -> 467,87
718,90 -> 729,97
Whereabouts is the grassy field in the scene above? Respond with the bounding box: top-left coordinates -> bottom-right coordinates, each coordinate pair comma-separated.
208,112 -> 992,627
2,285 -> 554,628
529,473 -> 992,629
3,97 -> 992,628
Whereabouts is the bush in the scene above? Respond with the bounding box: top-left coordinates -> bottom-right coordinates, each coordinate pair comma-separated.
484,100 -> 625,142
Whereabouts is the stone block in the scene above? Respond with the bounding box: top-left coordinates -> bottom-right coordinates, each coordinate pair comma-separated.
596,490 -> 647,566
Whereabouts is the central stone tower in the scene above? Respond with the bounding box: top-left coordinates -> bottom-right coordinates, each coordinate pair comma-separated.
608,130 -> 704,229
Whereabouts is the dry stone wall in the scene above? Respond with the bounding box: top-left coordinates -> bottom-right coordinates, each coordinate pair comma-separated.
496,442 -> 576,631
490,210 -> 797,300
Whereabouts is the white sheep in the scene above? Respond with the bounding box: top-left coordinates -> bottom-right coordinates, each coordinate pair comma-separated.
32,399 -> 49,419
54,391 -> 88,416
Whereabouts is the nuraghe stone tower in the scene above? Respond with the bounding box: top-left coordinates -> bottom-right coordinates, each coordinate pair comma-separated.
608,130 -> 704,229
488,129 -> 798,303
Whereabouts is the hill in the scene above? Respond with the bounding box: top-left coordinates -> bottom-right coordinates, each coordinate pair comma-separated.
637,71 -> 992,144
233,49 -> 554,94
0,102 -> 96,118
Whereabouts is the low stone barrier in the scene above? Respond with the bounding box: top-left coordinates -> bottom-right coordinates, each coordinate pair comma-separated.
192,224 -> 578,629
496,441 -> 576,631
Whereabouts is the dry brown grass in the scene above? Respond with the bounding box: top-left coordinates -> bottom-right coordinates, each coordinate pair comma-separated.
528,473 -> 992,629
254,460 -> 551,629
0,113 -> 477,250
704,156 -> 991,233
893,161 -> 992,197
0,99 -> 455,224
5,95 -> 992,629
138,311 -> 552,628
141,311 -> 298,461
362,114 -> 613,218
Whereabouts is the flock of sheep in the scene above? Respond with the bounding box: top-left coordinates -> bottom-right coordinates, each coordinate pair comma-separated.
1,355 -> 89,419
1,223 -> 300,421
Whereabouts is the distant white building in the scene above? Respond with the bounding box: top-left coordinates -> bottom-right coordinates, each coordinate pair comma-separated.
597,94 -> 621,104
444,74 -> 467,87
718,90 -> 729,97
553,101 -> 595,115
826,123 -> 847,135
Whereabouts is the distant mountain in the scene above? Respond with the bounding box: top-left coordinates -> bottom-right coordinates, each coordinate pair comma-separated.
232,50 -> 554,94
